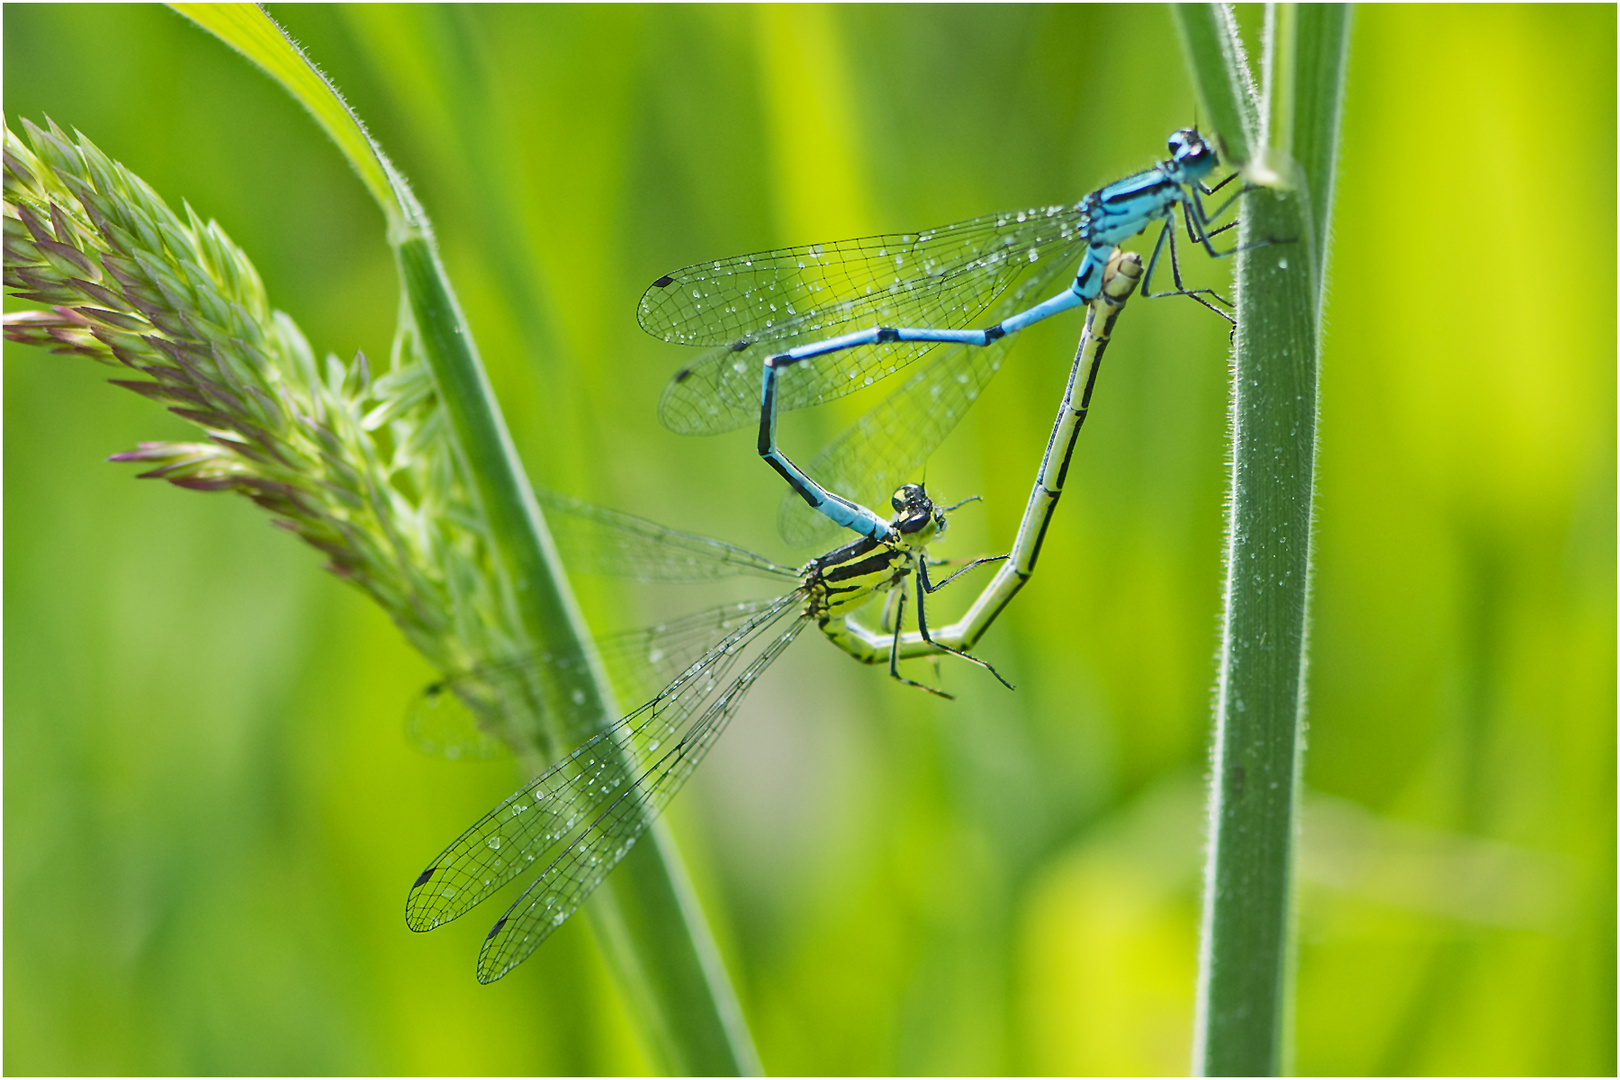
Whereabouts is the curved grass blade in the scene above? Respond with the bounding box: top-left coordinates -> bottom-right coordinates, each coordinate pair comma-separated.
653,207 -> 1092,436
172,3 -> 418,232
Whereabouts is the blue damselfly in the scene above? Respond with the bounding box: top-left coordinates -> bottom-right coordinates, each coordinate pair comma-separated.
643,129 -> 1240,545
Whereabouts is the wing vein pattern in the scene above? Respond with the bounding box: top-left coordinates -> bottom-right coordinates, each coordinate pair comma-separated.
538,489 -> 800,582
651,205 -> 1092,436
406,592 -> 809,982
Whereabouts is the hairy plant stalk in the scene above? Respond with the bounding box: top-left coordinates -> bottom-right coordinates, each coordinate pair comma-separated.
6,9 -> 760,1061
1173,4 -> 1349,1074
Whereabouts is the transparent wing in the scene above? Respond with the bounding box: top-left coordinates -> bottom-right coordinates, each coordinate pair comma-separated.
654,208 -> 1093,436
404,493 -> 794,761
639,205 -> 1088,347
406,683 -> 513,762
776,336 -> 1015,547
404,649 -> 594,765
405,593 -> 807,977
595,598 -> 799,707
537,490 -> 798,583
775,240 -> 1099,546
405,597 -> 795,761
475,611 -> 809,983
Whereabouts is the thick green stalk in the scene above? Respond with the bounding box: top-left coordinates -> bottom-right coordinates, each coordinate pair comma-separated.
1174,4 -> 1349,1074
1198,181 -> 1315,1078
399,240 -> 759,1074
177,7 -> 759,1073
1289,4 -> 1352,286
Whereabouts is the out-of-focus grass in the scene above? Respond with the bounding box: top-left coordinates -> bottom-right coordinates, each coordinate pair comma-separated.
3,5 -> 1613,1074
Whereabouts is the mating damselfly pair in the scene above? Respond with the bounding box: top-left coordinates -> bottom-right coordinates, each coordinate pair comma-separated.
409,130 -> 1246,982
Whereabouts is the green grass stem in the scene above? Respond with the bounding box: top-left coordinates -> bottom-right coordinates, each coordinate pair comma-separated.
177,6 -> 759,1073
1173,5 -> 1350,1074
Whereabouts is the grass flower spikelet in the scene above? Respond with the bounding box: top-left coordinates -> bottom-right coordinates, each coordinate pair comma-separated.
3,117 -> 533,745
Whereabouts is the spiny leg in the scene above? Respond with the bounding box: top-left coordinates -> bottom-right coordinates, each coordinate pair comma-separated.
879,585 -> 903,634
1200,170 -> 1241,197
1186,185 -> 1295,260
922,495 -> 1009,590
887,589 -> 953,699
1141,217 -> 1235,321
913,560 -> 1015,690
1195,175 -> 1272,233
928,553 -> 1008,591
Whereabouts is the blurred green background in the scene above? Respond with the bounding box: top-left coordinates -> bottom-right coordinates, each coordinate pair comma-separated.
4,4 -> 1613,1075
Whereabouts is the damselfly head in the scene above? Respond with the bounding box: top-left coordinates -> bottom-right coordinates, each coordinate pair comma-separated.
890,483 -> 938,537
1167,128 -> 1218,182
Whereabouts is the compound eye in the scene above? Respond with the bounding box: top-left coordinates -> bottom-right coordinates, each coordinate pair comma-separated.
892,482 -> 928,513
1171,128 -> 1213,168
